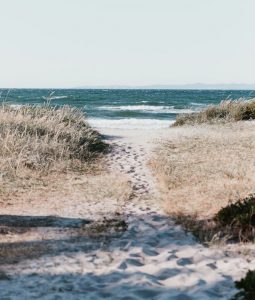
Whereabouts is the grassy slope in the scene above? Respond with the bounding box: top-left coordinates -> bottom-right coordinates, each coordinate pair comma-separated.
152,99 -> 255,243
0,105 -> 132,264
0,104 -> 131,208
174,99 -> 255,126
151,121 -> 255,242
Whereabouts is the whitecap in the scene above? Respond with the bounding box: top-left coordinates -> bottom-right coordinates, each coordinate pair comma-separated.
42,96 -> 68,100
88,118 -> 173,130
97,105 -> 196,114
189,102 -> 208,107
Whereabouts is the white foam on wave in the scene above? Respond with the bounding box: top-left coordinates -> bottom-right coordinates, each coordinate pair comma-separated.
97,105 -> 195,114
89,118 -> 173,130
42,96 -> 68,100
189,102 -> 208,107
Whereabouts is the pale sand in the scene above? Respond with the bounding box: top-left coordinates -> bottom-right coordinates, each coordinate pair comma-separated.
0,127 -> 254,299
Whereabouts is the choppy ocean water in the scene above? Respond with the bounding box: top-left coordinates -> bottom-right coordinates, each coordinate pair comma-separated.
1,89 -> 255,129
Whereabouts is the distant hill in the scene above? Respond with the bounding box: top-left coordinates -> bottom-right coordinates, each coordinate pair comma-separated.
74,84 -> 255,90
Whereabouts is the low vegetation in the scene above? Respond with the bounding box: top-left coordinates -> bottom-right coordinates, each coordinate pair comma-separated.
151,121 -> 255,243
216,195 -> 255,242
0,104 -> 107,200
173,99 -> 255,126
0,104 -> 106,173
234,270 -> 255,300
0,104 -> 132,254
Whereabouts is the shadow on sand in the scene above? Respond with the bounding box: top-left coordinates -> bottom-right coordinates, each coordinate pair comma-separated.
0,212 -> 238,299
102,134 -> 124,141
0,215 -> 91,228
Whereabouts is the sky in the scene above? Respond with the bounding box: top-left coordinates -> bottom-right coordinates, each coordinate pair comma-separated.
0,0 -> 255,88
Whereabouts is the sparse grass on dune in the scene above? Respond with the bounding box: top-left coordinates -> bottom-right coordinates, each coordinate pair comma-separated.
0,104 -> 133,261
0,172 -> 132,217
151,122 -> 255,242
0,104 -> 108,198
0,104 -> 132,243
0,104 -> 106,174
0,104 -> 133,211
173,99 -> 255,126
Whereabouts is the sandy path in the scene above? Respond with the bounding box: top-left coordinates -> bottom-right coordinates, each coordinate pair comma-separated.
0,128 -> 254,299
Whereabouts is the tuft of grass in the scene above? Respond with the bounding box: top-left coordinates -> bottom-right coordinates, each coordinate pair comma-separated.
234,270 -> 255,300
173,99 -> 255,126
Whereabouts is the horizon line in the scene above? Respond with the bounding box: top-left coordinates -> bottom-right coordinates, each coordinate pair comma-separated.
1,83 -> 255,90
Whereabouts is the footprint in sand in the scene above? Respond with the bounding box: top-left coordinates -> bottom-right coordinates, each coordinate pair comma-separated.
1,134 -> 251,299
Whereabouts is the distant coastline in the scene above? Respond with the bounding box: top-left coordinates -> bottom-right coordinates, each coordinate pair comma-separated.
73,84 -> 255,90
2,84 -> 255,90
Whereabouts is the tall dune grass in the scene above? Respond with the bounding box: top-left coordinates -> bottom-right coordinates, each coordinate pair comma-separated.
0,104 -> 133,247
0,105 -> 106,176
0,104 -> 108,199
173,99 -> 255,126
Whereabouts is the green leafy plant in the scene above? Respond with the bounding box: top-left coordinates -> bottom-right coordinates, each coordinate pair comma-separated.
234,270 -> 255,300
216,195 -> 255,241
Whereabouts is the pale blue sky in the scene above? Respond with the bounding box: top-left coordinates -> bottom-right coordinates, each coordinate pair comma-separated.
0,0 -> 255,88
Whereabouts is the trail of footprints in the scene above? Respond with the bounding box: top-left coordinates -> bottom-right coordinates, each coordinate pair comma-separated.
0,139 -> 254,299
107,142 -> 157,201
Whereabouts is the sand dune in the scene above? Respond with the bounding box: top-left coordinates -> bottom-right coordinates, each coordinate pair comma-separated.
0,128 -> 254,299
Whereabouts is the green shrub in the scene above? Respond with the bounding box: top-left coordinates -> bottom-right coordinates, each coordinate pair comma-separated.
215,195 -> 255,241
234,270 -> 255,300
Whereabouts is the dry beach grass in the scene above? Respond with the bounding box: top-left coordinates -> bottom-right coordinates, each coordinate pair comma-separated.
152,121 -> 255,242
174,98 -> 255,126
0,104 -> 132,244
0,104 -> 107,199
0,104 -> 106,175
0,105 -> 255,297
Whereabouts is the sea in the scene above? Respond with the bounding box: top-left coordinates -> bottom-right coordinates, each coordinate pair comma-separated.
1,89 -> 255,130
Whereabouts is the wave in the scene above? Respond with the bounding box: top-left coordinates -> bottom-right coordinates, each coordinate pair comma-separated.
97,105 -> 195,114
189,102 -> 208,107
42,96 -> 68,100
88,118 -> 173,130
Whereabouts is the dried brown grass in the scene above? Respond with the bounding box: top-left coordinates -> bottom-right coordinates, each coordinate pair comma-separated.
174,99 -> 255,126
151,121 -> 255,242
0,104 -> 108,200
0,104 -> 132,212
0,104 -> 133,262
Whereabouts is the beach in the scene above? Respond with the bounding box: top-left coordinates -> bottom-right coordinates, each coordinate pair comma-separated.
3,0 -> 255,297
0,121 -> 255,299
1,92 -> 255,298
